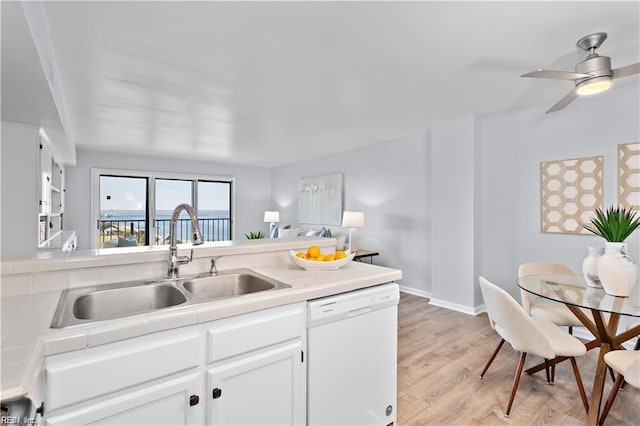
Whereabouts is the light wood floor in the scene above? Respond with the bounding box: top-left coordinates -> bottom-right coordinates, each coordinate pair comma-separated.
397,293 -> 639,425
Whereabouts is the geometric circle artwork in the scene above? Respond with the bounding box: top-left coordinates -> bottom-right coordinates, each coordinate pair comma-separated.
540,156 -> 603,234
618,142 -> 640,209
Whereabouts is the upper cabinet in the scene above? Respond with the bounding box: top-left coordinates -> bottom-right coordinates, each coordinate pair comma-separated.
38,129 -> 75,251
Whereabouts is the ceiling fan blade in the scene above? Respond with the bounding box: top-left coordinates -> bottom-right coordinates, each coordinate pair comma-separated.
546,88 -> 579,114
522,69 -> 591,80
612,63 -> 640,79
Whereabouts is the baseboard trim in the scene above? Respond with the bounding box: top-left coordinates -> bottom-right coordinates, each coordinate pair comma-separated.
429,297 -> 485,316
398,285 -> 431,299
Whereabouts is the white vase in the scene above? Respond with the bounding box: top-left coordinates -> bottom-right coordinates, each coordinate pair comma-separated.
582,246 -> 604,288
596,242 -> 638,297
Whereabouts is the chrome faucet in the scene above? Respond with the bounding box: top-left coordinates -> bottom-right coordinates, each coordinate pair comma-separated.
209,257 -> 221,275
167,203 -> 204,279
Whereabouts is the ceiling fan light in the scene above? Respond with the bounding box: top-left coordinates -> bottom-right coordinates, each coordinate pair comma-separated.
576,76 -> 612,96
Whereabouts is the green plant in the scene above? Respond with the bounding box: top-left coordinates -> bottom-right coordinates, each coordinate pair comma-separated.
582,205 -> 640,242
245,231 -> 265,239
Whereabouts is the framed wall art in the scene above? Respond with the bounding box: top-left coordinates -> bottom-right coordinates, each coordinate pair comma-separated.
298,173 -> 343,225
618,142 -> 640,209
540,156 -> 603,234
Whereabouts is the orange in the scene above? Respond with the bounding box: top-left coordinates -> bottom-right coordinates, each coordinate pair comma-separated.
296,252 -> 306,258
324,253 -> 336,261
307,245 -> 321,258
335,250 -> 346,260
315,254 -> 325,261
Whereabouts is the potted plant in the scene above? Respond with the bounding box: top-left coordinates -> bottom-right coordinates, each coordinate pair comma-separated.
582,206 -> 640,296
245,231 -> 265,239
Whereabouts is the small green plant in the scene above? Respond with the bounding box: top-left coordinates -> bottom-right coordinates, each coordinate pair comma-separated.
582,205 -> 640,242
245,231 -> 265,239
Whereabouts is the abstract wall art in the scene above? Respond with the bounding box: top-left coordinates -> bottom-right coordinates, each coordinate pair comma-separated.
298,173 -> 343,225
540,156 -> 603,234
618,142 -> 640,209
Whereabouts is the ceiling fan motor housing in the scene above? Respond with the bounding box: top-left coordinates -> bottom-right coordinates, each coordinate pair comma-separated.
574,55 -> 613,87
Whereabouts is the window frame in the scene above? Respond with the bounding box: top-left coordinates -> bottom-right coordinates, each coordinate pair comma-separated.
91,168 -> 235,249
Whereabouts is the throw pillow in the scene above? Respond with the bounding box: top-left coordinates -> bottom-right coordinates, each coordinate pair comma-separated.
278,228 -> 300,238
117,237 -> 139,247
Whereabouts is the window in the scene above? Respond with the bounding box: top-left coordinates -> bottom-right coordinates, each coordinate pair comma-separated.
92,169 -> 233,249
98,175 -> 149,247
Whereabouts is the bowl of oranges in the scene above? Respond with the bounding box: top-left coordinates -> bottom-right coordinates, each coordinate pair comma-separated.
289,245 -> 354,270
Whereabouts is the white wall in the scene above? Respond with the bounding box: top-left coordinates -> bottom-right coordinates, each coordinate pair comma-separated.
271,133 -> 430,292
1,122 -> 39,256
65,148 -> 273,249
429,116 -> 480,313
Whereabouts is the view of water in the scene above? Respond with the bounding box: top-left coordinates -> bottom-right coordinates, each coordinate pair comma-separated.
100,210 -> 231,242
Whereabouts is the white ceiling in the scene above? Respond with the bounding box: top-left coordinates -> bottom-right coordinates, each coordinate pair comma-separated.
3,1 -> 640,167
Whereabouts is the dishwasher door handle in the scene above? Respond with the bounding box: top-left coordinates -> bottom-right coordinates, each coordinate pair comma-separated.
347,306 -> 372,317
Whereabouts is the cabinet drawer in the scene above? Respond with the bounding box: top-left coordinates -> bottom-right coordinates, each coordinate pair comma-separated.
46,329 -> 200,410
207,303 -> 304,364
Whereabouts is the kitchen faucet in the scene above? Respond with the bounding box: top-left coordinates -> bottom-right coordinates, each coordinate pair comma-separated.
167,203 -> 204,279
209,257 -> 221,275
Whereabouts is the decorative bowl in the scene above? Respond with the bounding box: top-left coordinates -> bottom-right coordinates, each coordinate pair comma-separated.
289,250 -> 354,271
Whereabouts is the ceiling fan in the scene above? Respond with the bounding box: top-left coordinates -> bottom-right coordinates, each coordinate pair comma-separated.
521,32 -> 640,113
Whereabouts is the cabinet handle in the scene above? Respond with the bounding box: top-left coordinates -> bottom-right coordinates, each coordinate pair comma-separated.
189,394 -> 199,406
212,388 -> 222,399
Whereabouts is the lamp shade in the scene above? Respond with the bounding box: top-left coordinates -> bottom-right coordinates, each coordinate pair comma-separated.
264,211 -> 280,223
342,211 -> 364,228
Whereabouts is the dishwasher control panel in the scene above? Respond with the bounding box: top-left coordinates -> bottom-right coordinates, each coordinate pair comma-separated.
307,282 -> 399,326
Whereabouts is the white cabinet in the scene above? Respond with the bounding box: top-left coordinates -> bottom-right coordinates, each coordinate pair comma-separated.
44,328 -> 204,426
38,130 -> 70,250
42,303 -> 306,426
207,341 -> 303,425
205,303 -> 306,425
39,141 -> 53,216
45,372 -> 202,426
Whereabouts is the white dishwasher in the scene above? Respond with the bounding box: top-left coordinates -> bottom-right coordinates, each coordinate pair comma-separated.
307,283 -> 399,426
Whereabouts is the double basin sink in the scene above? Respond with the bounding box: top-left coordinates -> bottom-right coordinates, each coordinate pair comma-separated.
51,269 -> 290,328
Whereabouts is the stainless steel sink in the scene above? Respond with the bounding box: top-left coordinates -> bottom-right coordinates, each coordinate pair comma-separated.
73,284 -> 187,321
51,281 -> 190,328
50,269 -> 290,328
180,269 -> 289,300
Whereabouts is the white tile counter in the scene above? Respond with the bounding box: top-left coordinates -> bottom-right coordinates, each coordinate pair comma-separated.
1,239 -> 401,400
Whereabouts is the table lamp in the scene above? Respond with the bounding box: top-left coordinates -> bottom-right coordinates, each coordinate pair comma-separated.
264,211 -> 280,237
342,211 -> 364,253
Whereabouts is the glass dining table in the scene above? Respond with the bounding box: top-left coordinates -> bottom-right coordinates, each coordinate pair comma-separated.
517,274 -> 640,426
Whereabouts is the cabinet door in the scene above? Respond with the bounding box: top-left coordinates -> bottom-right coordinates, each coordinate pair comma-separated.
46,372 -> 203,426
39,141 -> 52,215
207,340 -> 304,426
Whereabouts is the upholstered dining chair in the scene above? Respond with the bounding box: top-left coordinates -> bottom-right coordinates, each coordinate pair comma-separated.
599,350 -> 640,425
518,262 -> 614,384
478,276 -> 589,418
518,262 -> 586,334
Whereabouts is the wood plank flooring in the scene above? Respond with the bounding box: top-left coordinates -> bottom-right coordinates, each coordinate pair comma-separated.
397,293 -> 639,425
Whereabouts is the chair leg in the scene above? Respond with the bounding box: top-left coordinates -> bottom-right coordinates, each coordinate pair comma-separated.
569,357 -> 589,413
505,352 -> 527,418
551,363 -> 556,383
599,373 -> 624,425
621,338 -> 640,390
544,359 -> 551,384
568,326 -> 573,335
480,338 -> 505,378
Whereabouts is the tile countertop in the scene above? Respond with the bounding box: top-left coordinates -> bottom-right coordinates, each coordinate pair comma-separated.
0,259 -> 402,400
